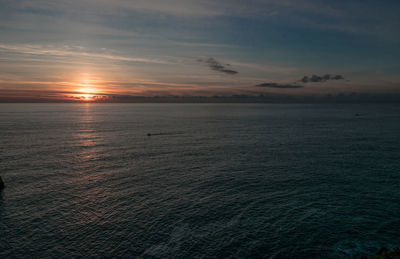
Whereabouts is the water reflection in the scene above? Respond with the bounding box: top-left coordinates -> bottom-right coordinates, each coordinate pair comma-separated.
74,104 -> 104,159
69,104 -> 112,226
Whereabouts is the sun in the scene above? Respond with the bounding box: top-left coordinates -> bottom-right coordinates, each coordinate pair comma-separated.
81,94 -> 94,100
69,75 -> 106,101
74,87 -> 98,101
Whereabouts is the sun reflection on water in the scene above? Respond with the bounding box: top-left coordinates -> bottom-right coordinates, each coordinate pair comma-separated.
69,104 -> 113,226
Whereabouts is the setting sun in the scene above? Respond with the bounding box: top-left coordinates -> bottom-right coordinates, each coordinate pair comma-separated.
81,94 -> 95,100
73,83 -> 100,100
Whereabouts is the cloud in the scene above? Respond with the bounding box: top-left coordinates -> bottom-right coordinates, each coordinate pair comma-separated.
256,82 -> 303,89
0,44 -> 169,64
198,57 -> 238,75
300,74 -> 344,83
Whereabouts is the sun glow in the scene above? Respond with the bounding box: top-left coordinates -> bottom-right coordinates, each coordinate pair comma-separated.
81,94 -> 95,100
67,74 -> 109,101
74,86 -> 95,100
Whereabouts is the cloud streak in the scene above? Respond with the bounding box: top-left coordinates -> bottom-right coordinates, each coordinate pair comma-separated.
256,82 -> 303,89
300,74 -> 344,83
0,44 -> 169,64
198,57 -> 239,75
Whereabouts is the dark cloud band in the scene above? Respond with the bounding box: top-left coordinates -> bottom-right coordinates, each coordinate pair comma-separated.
301,74 -> 344,83
256,83 -> 303,89
198,57 -> 238,75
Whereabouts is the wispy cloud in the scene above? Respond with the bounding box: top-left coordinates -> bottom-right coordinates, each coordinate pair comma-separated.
300,74 -> 344,83
0,44 -> 169,64
8,0 -> 221,17
198,57 -> 239,75
256,82 -> 303,89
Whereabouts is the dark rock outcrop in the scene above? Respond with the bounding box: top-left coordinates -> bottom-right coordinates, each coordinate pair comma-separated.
0,176 -> 4,190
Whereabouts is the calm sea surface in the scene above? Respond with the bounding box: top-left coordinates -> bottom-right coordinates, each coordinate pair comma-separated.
0,103 -> 399,258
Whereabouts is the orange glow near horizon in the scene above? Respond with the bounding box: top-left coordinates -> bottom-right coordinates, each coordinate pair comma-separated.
73,87 -> 98,101
71,75 -> 102,100
81,94 -> 96,100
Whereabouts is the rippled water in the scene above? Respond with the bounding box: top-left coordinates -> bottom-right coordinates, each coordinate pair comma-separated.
0,103 -> 400,258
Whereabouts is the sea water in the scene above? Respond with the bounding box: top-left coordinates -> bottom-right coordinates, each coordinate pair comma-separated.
0,103 -> 399,258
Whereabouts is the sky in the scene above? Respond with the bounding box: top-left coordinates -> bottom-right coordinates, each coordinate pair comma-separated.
1,0 -> 400,101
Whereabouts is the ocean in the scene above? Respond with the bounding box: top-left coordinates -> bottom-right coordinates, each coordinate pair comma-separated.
0,103 -> 399,258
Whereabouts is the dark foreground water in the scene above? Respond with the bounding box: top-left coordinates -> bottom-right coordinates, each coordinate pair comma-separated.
0,103 -> 399,258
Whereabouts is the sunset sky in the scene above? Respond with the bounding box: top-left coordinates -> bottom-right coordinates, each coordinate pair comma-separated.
1,0 -> 400,101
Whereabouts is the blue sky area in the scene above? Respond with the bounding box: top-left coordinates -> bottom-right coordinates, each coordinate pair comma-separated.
1,0 -> 399,99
